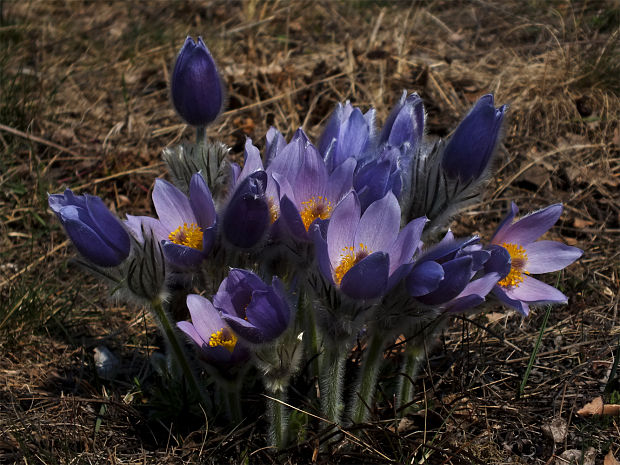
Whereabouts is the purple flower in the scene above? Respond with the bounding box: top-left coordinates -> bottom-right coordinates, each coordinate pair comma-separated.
171,36 -> 223,127
213,269 -> 290,344
269,129 -> 355,242
125,173 -> 216,269
318,102 -> 375,172
223,139 -> 280,248
379,91 -> 424,150
177,294 -> 247,365
441,94 -> 506,182
406,233 -> 493,306
48,189 -> 130,267
353,146 -> 403,211
488,202 -> 583,316
313,191 -> 426,300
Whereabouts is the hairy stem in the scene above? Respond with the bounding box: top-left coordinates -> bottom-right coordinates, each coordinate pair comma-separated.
150,297 -> 211,410
396,344 -> 423,416
268,388 -> 289,450
195,125 -> 206,146
319,341 -> 348,425
349,330 -> 385,424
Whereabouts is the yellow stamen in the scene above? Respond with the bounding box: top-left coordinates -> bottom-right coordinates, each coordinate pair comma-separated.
268,197 -> 279,224
300,196 -> 332,231
168,222 -> 203,250
333,243 -> 371,286
208,328 -> 237,353
498,242 -> 530,288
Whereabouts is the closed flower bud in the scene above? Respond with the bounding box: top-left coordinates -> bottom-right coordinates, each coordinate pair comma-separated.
48,189 -> 130,267
442,94 -> 506,182
171,36 -> 224,127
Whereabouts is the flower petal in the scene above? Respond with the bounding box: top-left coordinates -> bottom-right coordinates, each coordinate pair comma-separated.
177,321 -> 206,347
493,285 -> 530,316
189,173 -> 216,230
221,314 -> 264,344
490,202 -> 518,243
85,195 -> 130,255
327,191 -> 360,269
59,206 -> 125,267
524,241 -> 583,274
311,223 -> 335,285
354,192 -> 400,252
162,241 -> 205,269
406,260 -> 444,296
125,214 -> 168,242
418,256 -> 473,305
186,294 -> 222,340
152,178 -> 195,231
504,275 -> 568,305
388,216 -> 427,274
493,203 -> 563,246
340,251 -> 389,300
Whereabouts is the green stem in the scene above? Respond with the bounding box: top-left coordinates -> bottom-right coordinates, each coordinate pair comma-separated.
349,330 -> 385,424
300,289 -> 321,378
268,388 -> 289,450
195,125 -> 206,146
150,297 -> 211,410
396,344 -> 423,416
319,341 -> 348,425
222,382 -> 242,424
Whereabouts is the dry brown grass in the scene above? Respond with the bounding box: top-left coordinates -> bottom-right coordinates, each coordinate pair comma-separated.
1,1 -> 618,463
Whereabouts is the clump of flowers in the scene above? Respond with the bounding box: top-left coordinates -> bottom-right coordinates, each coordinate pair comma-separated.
48,36 -> 582,450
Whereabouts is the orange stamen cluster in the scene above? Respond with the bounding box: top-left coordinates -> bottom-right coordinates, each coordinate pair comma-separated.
208,328 -> 237,353
168,222 -> 203,250
498,242 -> 529,288
333,243 -> 371,285
300,196 -> 332,231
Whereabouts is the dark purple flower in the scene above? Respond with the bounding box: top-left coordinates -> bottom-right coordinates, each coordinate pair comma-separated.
318,102 -> 375,172
353,146 -> 403,211
487,202 -> 582,316
444,271 -> 501,313
313,191 -> 426,300
213,269 -> 290,344
442,94 -> 506,182
269,129 -> 355,242
48,189 -> 130,267
125,173 -> 216,269
406,232 -> 490,305
177,294 -> 247,365
171,36 -> 223,127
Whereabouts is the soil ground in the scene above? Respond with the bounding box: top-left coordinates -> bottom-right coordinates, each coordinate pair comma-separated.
0,1 -> 618,464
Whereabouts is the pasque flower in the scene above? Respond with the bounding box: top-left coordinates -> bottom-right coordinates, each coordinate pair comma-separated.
441,94 -> 506,182
214,269 -> 290,344
269,129 -> 355,242
177,294 -> 248,365
487,202 -> 583,316
171,36 -> 224,127
313,191 -> 426,300
125,173 -> 216,269
318,101 -> 375,173
406,233 -> 492,306
48,189 -> 130,267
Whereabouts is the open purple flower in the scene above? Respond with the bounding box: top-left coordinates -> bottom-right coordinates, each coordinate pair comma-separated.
171,36 -> 223,127
487,202 -> 583,316
269,129 -> 355,242
313,191 -> 426,300
442,94 -> 506,182
177,294 -> 247,365
48,189 -> 130,267
125,173 -> 216,269
213,269 -> 290,344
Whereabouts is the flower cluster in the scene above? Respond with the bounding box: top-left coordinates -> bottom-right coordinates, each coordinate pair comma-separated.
48,36 -> 582,449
